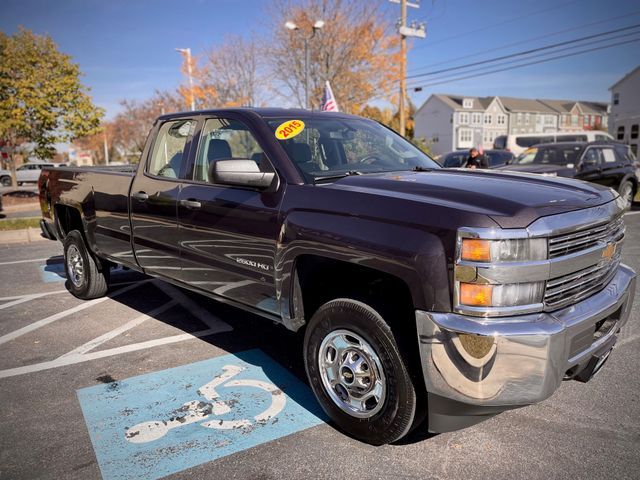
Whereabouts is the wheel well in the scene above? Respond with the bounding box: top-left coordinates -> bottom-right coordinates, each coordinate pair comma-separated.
54,205 -> 83,238
294,255 -> 415,326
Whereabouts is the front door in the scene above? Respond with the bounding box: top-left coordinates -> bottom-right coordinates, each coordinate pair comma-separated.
130,118 -> 197,279
177,117 -> 283,315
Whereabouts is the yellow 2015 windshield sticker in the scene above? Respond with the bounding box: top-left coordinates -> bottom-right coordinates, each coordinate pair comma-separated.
275,120 -> 305,140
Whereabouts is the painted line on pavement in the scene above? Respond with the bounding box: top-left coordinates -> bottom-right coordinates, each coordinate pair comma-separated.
77,349 -> 326,480
59,300 -> 178,358
0,281 -> 149,346
0,289 -> 68,308
0,257 -> 52,266
624,210 -> 640,216
0,327 -> 221,379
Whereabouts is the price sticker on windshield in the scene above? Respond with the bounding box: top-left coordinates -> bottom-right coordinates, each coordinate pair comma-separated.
275,120 -> 305,140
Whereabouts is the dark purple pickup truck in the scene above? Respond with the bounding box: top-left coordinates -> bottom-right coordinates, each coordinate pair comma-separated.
39,109 -> 636,445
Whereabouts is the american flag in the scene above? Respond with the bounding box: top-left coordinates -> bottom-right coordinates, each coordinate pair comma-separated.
321,81 -> 339,112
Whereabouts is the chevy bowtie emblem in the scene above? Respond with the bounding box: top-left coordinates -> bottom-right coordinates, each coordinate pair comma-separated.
602,242 -> 616,259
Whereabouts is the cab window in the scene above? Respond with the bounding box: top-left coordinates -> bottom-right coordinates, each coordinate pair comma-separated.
193,118 -> 270,183
148,119 -> 196,178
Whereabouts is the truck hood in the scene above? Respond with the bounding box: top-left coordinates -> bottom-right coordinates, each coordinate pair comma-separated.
324,169 -> 616,228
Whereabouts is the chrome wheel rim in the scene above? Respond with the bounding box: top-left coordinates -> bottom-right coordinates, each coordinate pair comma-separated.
318,329 -> 386,418
621,183 -> 633,209
66,245 -> 84,287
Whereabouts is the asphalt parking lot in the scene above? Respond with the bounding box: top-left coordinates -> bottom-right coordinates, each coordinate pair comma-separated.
1,212 -> 639,480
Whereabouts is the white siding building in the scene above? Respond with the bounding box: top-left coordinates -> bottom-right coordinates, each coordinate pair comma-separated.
414,94 -> 609,156
609,65 -> 640,156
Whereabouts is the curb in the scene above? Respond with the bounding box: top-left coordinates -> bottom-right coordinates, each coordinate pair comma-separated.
0,228 -> 48,245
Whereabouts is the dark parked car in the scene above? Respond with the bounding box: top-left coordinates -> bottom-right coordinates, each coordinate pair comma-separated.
39,109 -> 636,445
440,149 -> 515,168
497,141 -> 638,209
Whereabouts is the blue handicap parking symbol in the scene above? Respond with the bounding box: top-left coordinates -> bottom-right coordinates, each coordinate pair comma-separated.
41,263 -> 127,283
77,349 -> 326,480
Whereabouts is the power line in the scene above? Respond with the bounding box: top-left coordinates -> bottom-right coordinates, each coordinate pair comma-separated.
406,29 -> 640,87
406,23 -> 640,80
411,0 -> 579,50
407,10 -> 640,74
407,36 -> 640,90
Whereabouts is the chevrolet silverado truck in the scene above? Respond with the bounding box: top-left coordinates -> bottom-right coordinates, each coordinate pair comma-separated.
39,109 -> 636,445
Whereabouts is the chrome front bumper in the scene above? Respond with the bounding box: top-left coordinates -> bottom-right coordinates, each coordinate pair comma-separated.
416,264 -> 636,416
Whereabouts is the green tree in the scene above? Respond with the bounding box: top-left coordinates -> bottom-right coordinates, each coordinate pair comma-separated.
0,28 -> 103,186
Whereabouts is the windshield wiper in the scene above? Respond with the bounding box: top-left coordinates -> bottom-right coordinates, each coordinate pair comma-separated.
412,166 -> 433,172
314,170 -> 363,183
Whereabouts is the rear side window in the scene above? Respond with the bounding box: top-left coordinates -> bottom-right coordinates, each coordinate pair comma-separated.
614,145 -> 633,163
493,135 -> 507,149
558,135 -> 587,142
601,148 -> 616,163
515,136 -> 553,148
148,119 -> 196,178
443,153 -> 466,168
595,134 -> 610,141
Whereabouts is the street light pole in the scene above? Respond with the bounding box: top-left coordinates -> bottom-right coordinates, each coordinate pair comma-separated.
285,20 -> 325,110
175,47 -> 196,111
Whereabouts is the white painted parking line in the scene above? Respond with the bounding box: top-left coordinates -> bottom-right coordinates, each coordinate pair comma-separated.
0,327 -> 221,379
153,282 -> 233,332
0,257 -> 53,266
0,289 -> 68,306
624,211 -> 640,216
0,281 -> 149,346
59,300 -> 178,358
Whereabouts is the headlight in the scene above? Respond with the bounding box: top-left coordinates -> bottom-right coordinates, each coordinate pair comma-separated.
459,282 -> 545,307
460,238 -> 547,262
455,232 -> 548,317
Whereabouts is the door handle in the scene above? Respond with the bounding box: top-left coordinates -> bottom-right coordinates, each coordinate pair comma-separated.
180,199 -> 202,209
133,191 -> 149,202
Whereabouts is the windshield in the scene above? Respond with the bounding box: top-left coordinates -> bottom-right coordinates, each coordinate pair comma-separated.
513,146 -> 581,165
266,116 -> 439,181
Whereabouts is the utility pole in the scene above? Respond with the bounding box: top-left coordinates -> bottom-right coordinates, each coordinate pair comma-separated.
175,48 -> 196,111
391,0 -> 426,137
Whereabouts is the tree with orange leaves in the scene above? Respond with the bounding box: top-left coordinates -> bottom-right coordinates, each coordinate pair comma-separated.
267,0 -> 400,113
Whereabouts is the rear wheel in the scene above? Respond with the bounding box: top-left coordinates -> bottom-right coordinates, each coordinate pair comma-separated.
63,230 -> 109,299
0,176 -> 10,187
304,299 -> 417,445
618,180 -> 634,211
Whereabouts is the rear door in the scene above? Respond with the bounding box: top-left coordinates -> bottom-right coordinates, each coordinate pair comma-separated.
130,117 -> 198,279
599,146 -> 625,188
177,115 -> 284,314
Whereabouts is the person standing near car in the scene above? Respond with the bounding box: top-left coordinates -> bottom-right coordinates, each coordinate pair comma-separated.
465,148 -> 489,169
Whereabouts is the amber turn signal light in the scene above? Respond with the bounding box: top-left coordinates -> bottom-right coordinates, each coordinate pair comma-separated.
460,239 -> 491,262
460,283 -> 493,307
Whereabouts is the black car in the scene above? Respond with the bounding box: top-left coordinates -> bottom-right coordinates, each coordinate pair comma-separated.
440,149 -> 515,168
497,141 -> 638,208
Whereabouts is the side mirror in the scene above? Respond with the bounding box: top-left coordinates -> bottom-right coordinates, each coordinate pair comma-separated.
211,159 -> 277,190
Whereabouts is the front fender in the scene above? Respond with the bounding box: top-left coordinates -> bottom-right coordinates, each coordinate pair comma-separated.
275,210 -> 452,328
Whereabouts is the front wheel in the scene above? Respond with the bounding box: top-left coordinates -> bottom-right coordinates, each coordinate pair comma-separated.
63,230 -> 110,299
618,180 -> 634,211
303,299 -> 417,445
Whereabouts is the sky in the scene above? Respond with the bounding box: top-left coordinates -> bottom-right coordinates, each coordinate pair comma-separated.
1,0 -> 639,119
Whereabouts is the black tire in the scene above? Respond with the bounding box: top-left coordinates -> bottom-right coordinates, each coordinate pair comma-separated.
304,298 -> 417,445
17,182 -> 23,186
618,180 -> 634,211
0,176 -> 10,187
63,230 -> 110,299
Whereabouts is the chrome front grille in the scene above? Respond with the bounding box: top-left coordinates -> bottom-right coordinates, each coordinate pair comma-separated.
548,216 -> 625,258
545,254 -> 621,310
545,215 -> 625,310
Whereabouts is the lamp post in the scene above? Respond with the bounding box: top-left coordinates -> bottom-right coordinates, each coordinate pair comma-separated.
175,47 -> 195,111
285,20 -> 325,109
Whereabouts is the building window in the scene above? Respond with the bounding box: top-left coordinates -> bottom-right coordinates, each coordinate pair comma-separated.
471,113 -> 481,125
497,115 -> 505,125
463,99 -> 473,109
571,115 -> 578,126
617,126 -> 625,140
484,114 -> 492,125
459,112 -> 469,124
536,115 -> 542,125
459,128 -> 472,143
517,113 -> 523,124
632,124 -> 639,140
483,130 -> 489,143
613,93 -> 619,105
525,113 -> 530,124
545,115 -> 555,125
